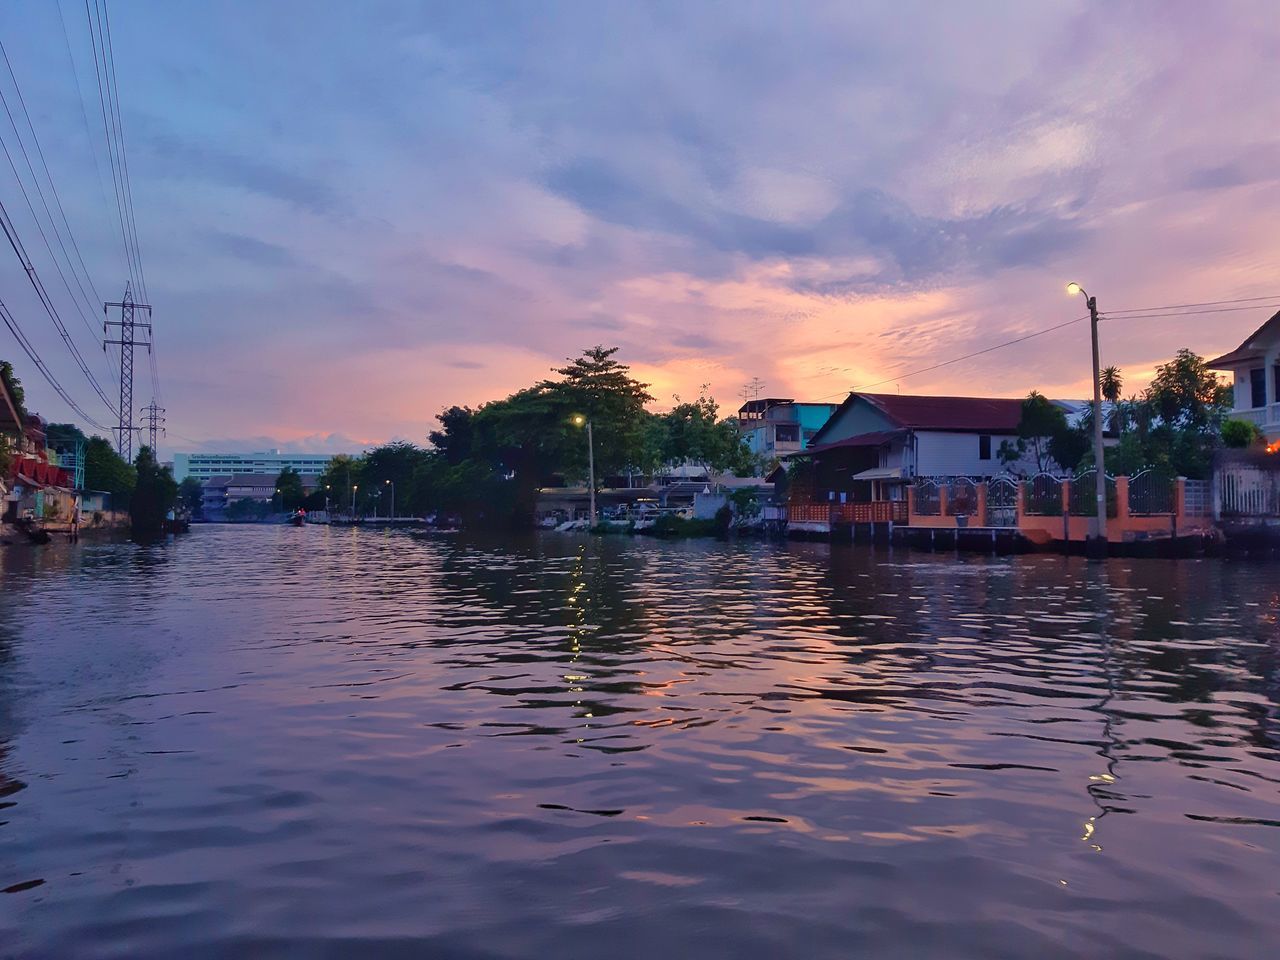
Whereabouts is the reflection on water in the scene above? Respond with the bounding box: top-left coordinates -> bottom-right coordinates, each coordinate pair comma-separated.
1,527 -> 1278,958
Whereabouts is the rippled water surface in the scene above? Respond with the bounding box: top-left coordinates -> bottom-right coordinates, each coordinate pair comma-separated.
2,527 -> 1279,958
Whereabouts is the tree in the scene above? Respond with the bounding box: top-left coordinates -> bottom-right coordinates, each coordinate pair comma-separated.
661,392 -> 751,478
998,392 -> 1072,474
428,406 -> 477,465
84,436 -> 135,507
541,346 -> 654,481
130,446 -> 177,540
317,453 -> 363,512
276,466 -> 305,511
1100,366 -> 1125,432
178,476 -> 204,516
0,360 -> 25,418
1147,349 -> 1231,432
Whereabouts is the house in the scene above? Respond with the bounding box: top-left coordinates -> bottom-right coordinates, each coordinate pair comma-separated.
738,398 -> 839,465
788,392 -> 1034,505
1207,308 -> 1280,439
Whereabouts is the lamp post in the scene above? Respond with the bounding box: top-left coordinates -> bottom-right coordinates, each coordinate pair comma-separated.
571,414 -> 596,525
325,484 -> 331,514
1067,282 -> 1107,549
351,483 -> 358,518
385,479 -> 394,520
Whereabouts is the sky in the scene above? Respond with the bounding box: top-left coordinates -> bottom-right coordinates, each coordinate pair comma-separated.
0,0 -> 1278,456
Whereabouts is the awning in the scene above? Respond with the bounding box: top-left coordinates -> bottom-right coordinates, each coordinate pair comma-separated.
850,466 -> 904,482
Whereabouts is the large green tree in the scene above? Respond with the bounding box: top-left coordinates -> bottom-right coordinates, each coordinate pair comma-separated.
130,446 -> 177,539
84,436 -> 136,506
275,466 -> 305,511
317,453 -> 364,512
661,392 -> 752,477
178,476 -> 204,516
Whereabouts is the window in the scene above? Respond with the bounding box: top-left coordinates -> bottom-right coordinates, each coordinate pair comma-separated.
979,435 -> 992,460
774,423 -> 799,443
1251,367 -> 1266,408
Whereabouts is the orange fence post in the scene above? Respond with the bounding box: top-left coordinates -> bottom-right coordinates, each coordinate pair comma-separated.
939,485 -> 950,517
976,482 -> 988,527
1115,475 -> 1130,531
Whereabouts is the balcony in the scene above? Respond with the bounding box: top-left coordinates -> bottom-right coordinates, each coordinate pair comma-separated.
1231,408 -> 1267,428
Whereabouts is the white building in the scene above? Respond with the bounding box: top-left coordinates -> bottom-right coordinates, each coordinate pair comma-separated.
173,450 -> 337,483
1207,309 -> 1280,439
792,392 -> 1053,502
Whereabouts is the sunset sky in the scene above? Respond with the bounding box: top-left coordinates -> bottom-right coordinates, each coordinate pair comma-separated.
0,1 -> 1278,454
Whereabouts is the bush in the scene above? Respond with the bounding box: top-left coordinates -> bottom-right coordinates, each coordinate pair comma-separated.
642,514 -> 719,538
1222,418 -> 1264,449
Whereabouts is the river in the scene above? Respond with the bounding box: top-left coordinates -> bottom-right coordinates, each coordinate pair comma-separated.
1,527 -> 1278,958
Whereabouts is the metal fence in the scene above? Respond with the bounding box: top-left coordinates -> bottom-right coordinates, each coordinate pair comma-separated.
1023,473 -> 1064,516
913,479 -> 941,516
987,476 -> 1018,527
945,478 -> 978,517
1218,465 -> 1280,518
1068,469 -> 1118,518
1127,469 -> 1175,515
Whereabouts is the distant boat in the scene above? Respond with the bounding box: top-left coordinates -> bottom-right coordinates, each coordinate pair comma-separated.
289,510 -> 307,527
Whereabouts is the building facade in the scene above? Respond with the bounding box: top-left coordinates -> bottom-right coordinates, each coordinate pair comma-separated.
174,450 -> 336,483
790,392 -> 1044,503
1207,309 -> 1280,440
738,398 -> 839,464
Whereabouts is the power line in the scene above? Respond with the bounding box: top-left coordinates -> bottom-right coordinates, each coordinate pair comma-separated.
1103,302 -> 1280,323
98,0 -> 148,306
0,75 -> 106,351
0,39 -> 104,323
85,0 -> 138,298
57,0 -> 118,278
1106,294 -> 1280,316
850,314 -> 1091,392
0,197 -> 117,417
0,297 -> 108,429
817,294 -> 1280,399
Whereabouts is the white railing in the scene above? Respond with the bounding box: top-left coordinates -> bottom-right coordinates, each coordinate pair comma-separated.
1231,408 -> 1267,428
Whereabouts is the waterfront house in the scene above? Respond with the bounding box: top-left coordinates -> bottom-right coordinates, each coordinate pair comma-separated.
791,392 -> 1033,504
1207,309 -> 1280,439
738,398 -> 841,464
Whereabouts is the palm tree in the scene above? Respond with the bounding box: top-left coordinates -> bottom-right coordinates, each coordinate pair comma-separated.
1100,366 -> 1124,432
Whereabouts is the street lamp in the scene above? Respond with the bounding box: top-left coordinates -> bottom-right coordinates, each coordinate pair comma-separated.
1067,282 -> 1107,549
571,414 -> 596,526
325,484 -> 331,514
384,479 -> 394,520
351,483 -> 359,518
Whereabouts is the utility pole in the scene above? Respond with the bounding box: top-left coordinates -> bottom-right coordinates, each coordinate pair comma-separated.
1067,282 -> 1107,551
104,283 -> 152,462
140,399 -> 165,455
586,419 -> 596,526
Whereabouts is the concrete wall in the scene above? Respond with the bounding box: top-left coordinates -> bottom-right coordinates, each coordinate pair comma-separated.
914,431 -> 1022,477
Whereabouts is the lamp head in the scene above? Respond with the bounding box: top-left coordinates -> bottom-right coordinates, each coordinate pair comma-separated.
1066,282 -> 1083,297
384,479 -> 390,485
571,414 -> 586,427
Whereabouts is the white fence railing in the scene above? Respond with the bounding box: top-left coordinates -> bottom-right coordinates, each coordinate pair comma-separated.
1217,465 -> 1280,518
